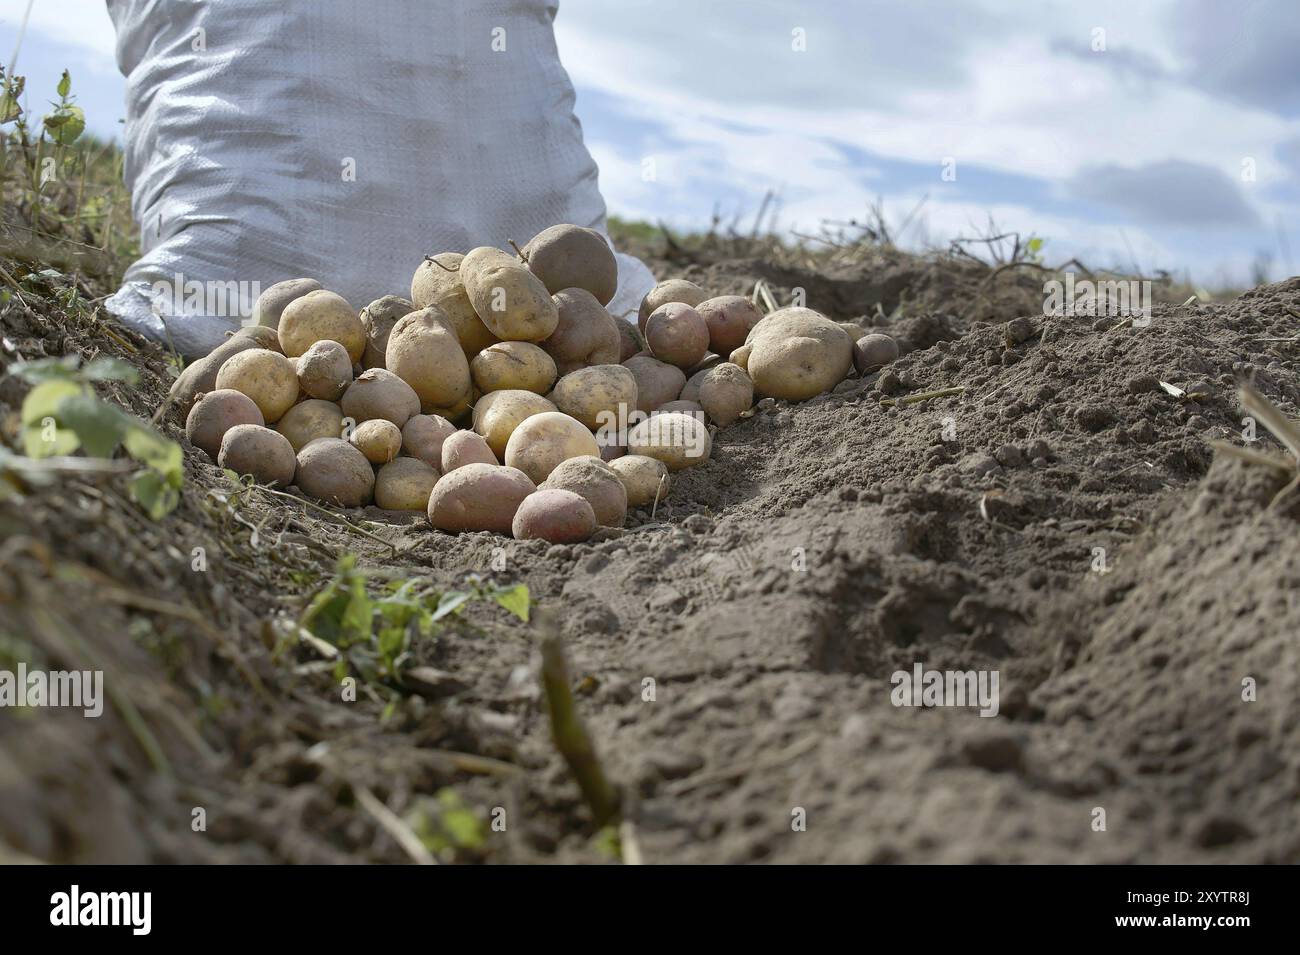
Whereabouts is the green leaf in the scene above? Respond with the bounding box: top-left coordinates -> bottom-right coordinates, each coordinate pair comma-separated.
56,69 -> 71,99
20,379 -> 82,426
56,392 -> 132,458
43,105 -> 85,145
431,590 -> 473,622
1026,237 -> 1043,254
20,380 -> 83,457
82,357 -> 140,385
8,356 -> 80,383
0,74 -> 24,124
123,425 -> 183,483
491,583 -> 530,622
130,470 -> 180,519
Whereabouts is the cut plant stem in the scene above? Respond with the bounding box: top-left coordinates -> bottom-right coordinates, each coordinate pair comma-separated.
879,386 -> 964,408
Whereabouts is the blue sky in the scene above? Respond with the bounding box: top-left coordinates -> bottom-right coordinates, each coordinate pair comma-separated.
5,0 -> 1299,287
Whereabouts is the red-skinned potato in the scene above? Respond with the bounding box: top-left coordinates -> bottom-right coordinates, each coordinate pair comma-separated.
854,332 -> 900,373
645,302 -> 710,369
638,279 -> 706,333
186,389 -> 264,458
441,430 -> 498,472
542,288 -> 622,375
511,488 -> 597,543
401,414 -> 457,468
522,224 -> 618,305
218,424 -> 296,486
427,463 -> 535,534
340,368 -> 421,427
295,437 -> 375,507
541,456 -> 627,528
696,295 -> 763,357
622,355 -> 686,412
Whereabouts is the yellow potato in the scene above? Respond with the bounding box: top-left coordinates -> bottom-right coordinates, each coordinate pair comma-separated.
170,325 -> 282,414
638,279 -> 706,333
549,364 -> 638,431
746,307 -> 853,400
278,289 -> 366,362
460,246 -> 558,342
472,389 -> 557,459
275,398 -> 345,452
542,288 -> 622,375
626,411 -> 712,471
375,457 -> 440,511
609,454 -> 671,508
441,429 -> 498,472
410,253 -> 501,359
217,424 -> 296,486
214,348 -> 299,423
295,437 -> 375,507
253,278 -> 321,330
349,418 -> 402,464
541,455 -> 627,527
503,411 -> 600,484
622,355 -> 685,413
385,306 -> 473,414
340,368 -> 421,427
359,295 -> 414,369
698,362 -> 754,426
471,341 -> 557,395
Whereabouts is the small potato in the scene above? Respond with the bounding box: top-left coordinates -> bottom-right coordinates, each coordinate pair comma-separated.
441,429 -> 498,472
679,367 -> 709,403
217,424 -> 296,486
616,320 -> 645,363
386,306 -> 473,413
375,457 -> 439,511
297,339 -> 353,400
471,341 -> 557,395
622,355 -> 686,413
215,348 -> 299,423
186,389 -> 264,459
541,456 -> 627,527
599,443 -> 626,462
401,414 -> 457,468
275,399 -> 345,452
654,399 -> 705,417
169,325 -> 282,415
687,353 -> 724,377
838,322 -> 869,343
698,362 -> 754,426
626,411 -> 712,471
696,295 -> 763,357
350,418 -> 402,464
638,279 -> 706,333
542,288 -> 621,375
746,307 -> 853,400
472,390 -> 557,459
503,411 -> 600,484
411,253 -> 501,360
729,342 -> 752,372
645,302 -> 710,369
854,332 -> 900,373
253,278 -> 322,330
278,289 -> 365,362
550,364 -> 638,431
512,489 -> 597,543
427,462 -> 536,534
461,247 -> 559,342
340,368 -> 421,427
609,454 -> 670,508
523,224 -> 618,305
295,437 -> 375,507
359,295 -> 415,369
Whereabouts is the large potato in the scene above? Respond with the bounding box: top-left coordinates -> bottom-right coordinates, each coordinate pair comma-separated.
410,253 -> 501,359
359,295 -> 414,369
253,278 -> 321,330
638,279 -> 706,333
609,454 -> 670,508
427,463 -> 536,534
385,306 -> 473,414
550,364 -> 638,431
645,302 -> 710,369
746,307 -> 853,400
297,339 -> 353,400
622,355 -> 686,413
461,247 -> 558,342
541,456 -> 627,528
698,362 -> 754,426
523,224 -> 618,305
214,348 -> 299,423
340,368 -> 421,427
278,289 -> 365,362
217,424 -> 296,486
275,398 -> 345,452
696,295 -> 763,357
441,430 -> 498,472
295,437 -> 375,507
186,389 -> 264,459
171,325 -> 281,414
471,341 -> 557,395
503,411 -> 599,484
401,414 -> 457,469
472,390 -> 556,459
511,489 -> 597,544
627,411 -> 712,471
375,457 -> 439,511
542,288 -> 621,375
350,418 -> 402,464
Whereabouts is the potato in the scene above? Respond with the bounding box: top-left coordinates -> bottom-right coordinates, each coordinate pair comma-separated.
854,332 -> 900,373
427,462 -> 535,534
385,306 -> 473,413
523,224 -> 618,305
186,389 -> 264,459
638,279 -> 706,333
340,368 -> 421,427
746,307 -> 853,400
214,348 -> 300,423
626,411 -> 711,471
471,341 -> 557,395
401,414 -> 457,468
600,443 -> 626,462
411,253 -> 501,360
217,424 -> 296,486
441,429 -> 498,472
698,362 -> 754,426
278,289 -> 365,362
645,302 -> 710,369
295,437 -> 375,506
471,390 -> 557,459
359,295 -> 414,369
729,342 -> 752,372
350,418 -> 402,464
297,339 -> 353,400
512,489 -> 597,543
687,353 -> 724,376
542,288 -> 621,375
622,355 -> 686,412
616,319 -> 644,363
503,411 -> 600,484
460,246 -> 558,342
541,456 -> 627,528
654,399 -> 705,417
275,398 -> 345,452
838,322 -> 869,343
679,367 -> 709,403
253,278 -> 322,330
695,295 -> 763,357
549,364 -> 638,431
375,457 -> 439,511
609,454 -> 670,508
170,325 -> 281,414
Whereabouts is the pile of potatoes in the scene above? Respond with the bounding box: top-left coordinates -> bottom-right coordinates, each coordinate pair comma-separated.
174,224 -> 897,544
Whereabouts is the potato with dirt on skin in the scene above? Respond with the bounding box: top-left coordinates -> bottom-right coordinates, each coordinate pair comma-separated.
340,368 -> 421,428
375,457 -> 440,511
698,361 -> 754,426
542,288 -> 622,375
185,389 -> 264,459
297,339 -> 353,400
504,411 -> 600,484
728,342 -> 752,373
472,390 -> 557,459
275,399 -> 345,452
215,348 -> 300,423
616,320 -> 645,363
512,488 -> 597,543
653,400 -> 705,418
295,437 -> 375,507
410,254 -> 501,361
441,429 -> 498,472
541,455 -> 627,528
522,224 -> 619,305
854,332 -> 900,374
599,442 -> 626,462
549,364 -> 638,431
470,341 -> 557,395
217,424 -> 296,486
696,295 -> 763,357
745,307 -> 853,401
385,306 -> 473,414
460,247 -> 558,342
253,278 -> 322,330
678,367 -> 710,403
401,414 -> 457,469
609,454 -> 670,508
427,463 -> 536,534
646,302 -> 710,370
638,279 -> 707,333
838,322 -> 869,343
278,289 -> 366,362
627,411 -> 712,472
350,418 -> 402,464
622,355 -> 686,413
170,325 -> 282,415
359,295 -> 414,369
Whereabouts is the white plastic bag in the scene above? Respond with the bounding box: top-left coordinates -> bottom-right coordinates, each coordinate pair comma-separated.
104,0 -> 654,357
